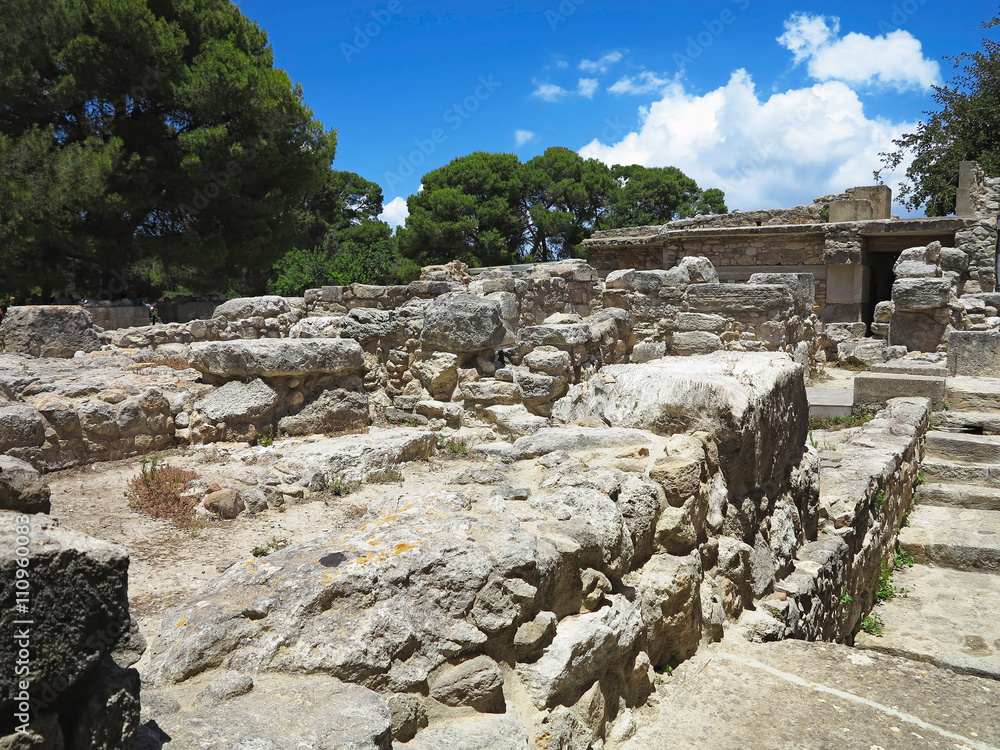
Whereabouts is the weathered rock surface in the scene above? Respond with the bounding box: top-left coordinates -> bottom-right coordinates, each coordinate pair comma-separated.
189,338 -> 364,378
0,456 -> 51,514
193,379 -> 278,423
0,306 -> 100,358
0,513 -> 131,706
278,388 -> 369,436
213,295 -> 292,320
420,295 -> 504,354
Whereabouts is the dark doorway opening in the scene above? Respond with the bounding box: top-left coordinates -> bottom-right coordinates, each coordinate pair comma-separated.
863,250 -> 900,332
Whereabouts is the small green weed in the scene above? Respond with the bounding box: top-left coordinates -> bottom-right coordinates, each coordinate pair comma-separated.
330,472 -> 361,496
251,536 -> 290,557
860,610 -> 885,636
836,360 -> 871,372
893,544 -> 915,570
873,489 -> 886,510
838,586 -> 853,607
367,468 -> 404,484
255,428 -> 274,448
808,406 -> 878,432
901,507 -> 912,527
874,560 -> 908,604
916,471 -> 925,486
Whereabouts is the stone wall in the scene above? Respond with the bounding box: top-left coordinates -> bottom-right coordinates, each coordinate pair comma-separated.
763,397 -> 928,642
81,301 -> 150,331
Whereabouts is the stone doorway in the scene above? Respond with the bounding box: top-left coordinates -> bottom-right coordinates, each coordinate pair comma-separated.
862,249 -> 900,332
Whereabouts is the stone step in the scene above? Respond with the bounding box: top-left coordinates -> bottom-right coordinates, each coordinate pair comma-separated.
922,458 -> 1000,487
920,482 -> 1000,511
871,360 -> 949,378
926,430 -> 1000,464
855,564 -> 1000,681
899,505 -> 1000,572
946,376 -> 1000,413
853,372 -> 945,410
934,409 -> 1000,436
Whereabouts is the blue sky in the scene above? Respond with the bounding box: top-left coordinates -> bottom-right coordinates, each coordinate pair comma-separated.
235,0 -> 996,224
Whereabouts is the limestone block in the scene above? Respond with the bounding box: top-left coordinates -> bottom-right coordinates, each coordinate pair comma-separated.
63,657 -> 140,750
403,715 -> 529,750
0,512 -> 130,705
516,596 -> 642,709
892,278 -> 951,311
194,379 -> 277,424
686,284 -> 795,314
213,296 -> 291,320
279,389 -> 369,436
0,405 -> 45,452
628,553 -> 702,667
853,373 -> 945,410
289,316 -> 342,338
420,295 -> 505,354
341,307 -> 415,346
747,273 -> 816,315
0,306 -> 100,358
605,268 -> 636,290
671,330 -> 722,355
837,339 -> 888,366
649,458 -> 701,503
459,380 -> 522,405
203,489 -> 245,519
410,351 -> 460,401
675,312 -> 727,333
676,256 -> 719,284
429,655 -> 504,711
552,352 -> 808,498
0,456 -> 51,514
189,338 -> 365,378
523,346 -> 572,374
517,324 -> 591,350
516,372 -> 568,405
873,300 -> 894,324
947,330 -> 1000,376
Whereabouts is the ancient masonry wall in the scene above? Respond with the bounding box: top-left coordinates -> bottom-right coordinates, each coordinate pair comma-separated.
767,397 -> 928,641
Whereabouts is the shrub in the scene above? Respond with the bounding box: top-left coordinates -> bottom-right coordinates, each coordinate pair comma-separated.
125,456 -> 199,528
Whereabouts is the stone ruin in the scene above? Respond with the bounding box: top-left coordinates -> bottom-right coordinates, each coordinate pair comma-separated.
1,167 -> 997,748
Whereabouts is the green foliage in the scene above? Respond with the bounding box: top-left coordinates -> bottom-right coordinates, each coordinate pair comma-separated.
0,0 -> 336,299
398,148 -> 726,267
255,428 -> 274,448
874,560 -> 908,603
877,13 -> 1000,214
329,472 -> 360,496
251,536 -> 288,557
125,456 -> 199,528
874,490 -> 886,510
893,545 -> 916,569
860,610 -> 885,636
808,406 -> 878,432
367,468 -> 404,484
838,586 -> 853,607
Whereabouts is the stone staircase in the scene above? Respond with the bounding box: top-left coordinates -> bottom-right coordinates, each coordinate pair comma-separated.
855,376 -> 1000,679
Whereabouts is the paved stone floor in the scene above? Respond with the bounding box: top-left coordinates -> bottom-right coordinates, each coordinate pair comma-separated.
620,637 -> 1000,750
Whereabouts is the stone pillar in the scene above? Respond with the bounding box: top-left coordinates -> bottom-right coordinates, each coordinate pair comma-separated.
823,264 -> 868,322
955,161 -> 975,216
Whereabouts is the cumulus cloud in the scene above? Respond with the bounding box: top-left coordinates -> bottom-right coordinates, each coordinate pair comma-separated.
778,13 -> 941,92
580,51 -> 624,73
378,196 -> 409,228
609,70 -> 672,96
514,129 -> 536,146
577,78 -> 599,98
531,80 -> 571,102
579,69 -> 915,211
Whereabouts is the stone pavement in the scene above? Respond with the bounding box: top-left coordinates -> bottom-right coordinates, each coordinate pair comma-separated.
618,638 -> 1000,750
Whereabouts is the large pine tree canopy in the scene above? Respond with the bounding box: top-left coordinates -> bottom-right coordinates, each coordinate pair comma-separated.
0,0 -> 336,298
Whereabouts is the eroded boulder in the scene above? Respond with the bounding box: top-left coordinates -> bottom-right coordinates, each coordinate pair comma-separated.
189,338 -> 364,378
0,456 -> 51,514
420,295 -> 504,354
0,306 -> 100,358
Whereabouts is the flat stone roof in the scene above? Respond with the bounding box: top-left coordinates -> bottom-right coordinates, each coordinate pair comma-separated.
584,216 -> 979,249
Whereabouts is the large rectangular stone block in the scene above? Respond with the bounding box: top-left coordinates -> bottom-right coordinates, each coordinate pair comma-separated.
948,330 -> 1000,376
686,284 -> 794,314
853,372 -> 944,410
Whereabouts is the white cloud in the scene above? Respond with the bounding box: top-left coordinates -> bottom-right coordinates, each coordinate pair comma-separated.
378,196 -> 409,228
579,69 -> 916,211
577,78 -> 599,98
531,80 -> 571,102
778,13 -> 941,92
580,51 -> 624,73
609,70 -> 672,96
514,129 -> 536,146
